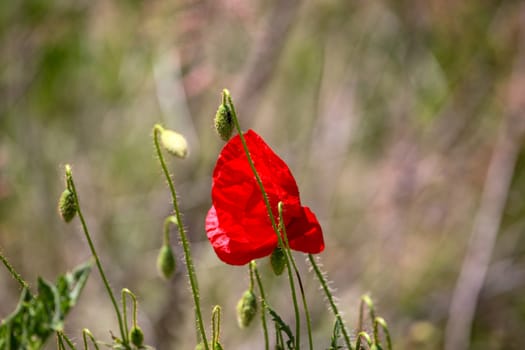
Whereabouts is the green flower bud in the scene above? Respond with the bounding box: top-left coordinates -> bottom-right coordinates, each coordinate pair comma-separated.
58,188 -> 76,223
236,290 -> 257,328
214,342 -> 224,350
157,244 -> 176,279
214,104 -> 234,141
270,247 -> 286,276
160,129 -> 188,158
129,326 -> 144,347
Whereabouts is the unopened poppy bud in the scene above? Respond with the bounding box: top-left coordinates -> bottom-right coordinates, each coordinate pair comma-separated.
160,129 -> 188,158
214,342 -> 224,350
214,104 -> 234,141
129,326 -> 144,347
157,244 -> 176,279
270,247 -> 286,276
58,188 -> 76,223
236,290 -> 257,328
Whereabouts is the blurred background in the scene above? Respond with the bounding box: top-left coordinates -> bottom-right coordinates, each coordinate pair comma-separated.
1,1 -> 525,349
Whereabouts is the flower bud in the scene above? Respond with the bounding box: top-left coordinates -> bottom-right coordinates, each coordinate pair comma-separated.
270,247 -> 286,276
58,188 -> 76,223
129,326 -> 144,347
160,129 -> 188,158
236,290 -> 257,328
214,104 -> 234,141
157,244 -> 176,279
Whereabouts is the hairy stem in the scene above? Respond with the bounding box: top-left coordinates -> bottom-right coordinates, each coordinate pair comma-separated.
308,254 -> 352,349
251,261 -> 270,350
66,165 -> 127,347
279,202 -> 313,350
0,251 -> 31,295
225,89 -> 301,349
153,125 -> 209,350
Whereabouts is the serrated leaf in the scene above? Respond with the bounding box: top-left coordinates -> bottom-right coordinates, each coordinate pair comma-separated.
265,303 -> 295,350
0,261 -> 92,350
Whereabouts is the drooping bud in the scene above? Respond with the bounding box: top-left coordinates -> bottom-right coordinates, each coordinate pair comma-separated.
160,129 -> 189,158
157,244 -> 176,279
58,188 -> 77,223
236,290 -> 257,328
270,247 -> 286,276
214,103 -> 234,141
129,326 -> 144,347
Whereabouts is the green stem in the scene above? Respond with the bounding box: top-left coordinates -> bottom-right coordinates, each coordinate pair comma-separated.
0,251 -> 31,295
57,332 -> 66,350
308,254 -> 352,350
276,322 -> 284,349
153,125 -> 209,350
58,331 -> 77,350
374,317 -> 392,350
212,305 -> 221,345
122,288 -> 139,339
82,329 -> 100,350
278,202 -> 313,350
224,89 -> 301,349
163,216 -> 176,246
355,331 -> 372,350
360,294 -> 375,331
251,261 -> 269,350
65,165 -> 128,347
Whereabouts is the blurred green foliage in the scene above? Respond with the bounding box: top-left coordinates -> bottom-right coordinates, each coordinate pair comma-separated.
1,1 -> 525,349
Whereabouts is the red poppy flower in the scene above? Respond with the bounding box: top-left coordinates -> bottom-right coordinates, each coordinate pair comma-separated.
206,130 -> 324,265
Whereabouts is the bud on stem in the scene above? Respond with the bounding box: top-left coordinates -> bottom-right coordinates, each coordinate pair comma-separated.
236,290 -> 257,328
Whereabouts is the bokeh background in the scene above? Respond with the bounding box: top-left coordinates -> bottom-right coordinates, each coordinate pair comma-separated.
2,1 -> 525,349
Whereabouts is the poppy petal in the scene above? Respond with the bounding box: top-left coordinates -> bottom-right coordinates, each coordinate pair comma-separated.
206,130 -> 324,265
287,206 -> 325,254
206,206 -> 276,265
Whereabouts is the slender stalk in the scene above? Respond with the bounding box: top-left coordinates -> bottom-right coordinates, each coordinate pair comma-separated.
212,305 -> 222,346
65,165 -> 127,347
0,251 -> 31,295
308,254 -> 352,349
224,89 -> 301,349
82,329 -> 100,350
163,216 -> 177,245
251,261 -> 269,350
58,331 -> 77,350
275,323 -> 284,349
57,333 -> 67,350
355,331 -> 372,350
374,317 -> 392,350
122,288 -> 139,338
153,126 -> 209,350
278,202 -> 313,350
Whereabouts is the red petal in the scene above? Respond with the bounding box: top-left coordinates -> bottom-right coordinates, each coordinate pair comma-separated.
206,130 -> 324,265
206,206 -> 276,265
287,206 -> 325,253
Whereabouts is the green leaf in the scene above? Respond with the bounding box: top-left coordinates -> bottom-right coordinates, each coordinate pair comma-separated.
0,261 -> 92,350
265,302 -> 295,350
